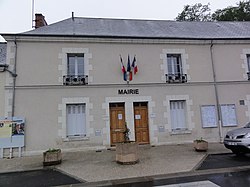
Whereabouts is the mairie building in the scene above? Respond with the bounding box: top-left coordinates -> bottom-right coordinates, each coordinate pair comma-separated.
1,14 -> 250,156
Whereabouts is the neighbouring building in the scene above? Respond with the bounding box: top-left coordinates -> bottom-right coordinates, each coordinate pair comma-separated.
0,42 -> 7,117
1,15 -> 250,156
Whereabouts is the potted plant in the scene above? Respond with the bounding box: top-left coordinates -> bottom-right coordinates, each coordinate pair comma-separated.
116,123 -> 139,164
43,148 -> 62,166
193,137 -> 208,152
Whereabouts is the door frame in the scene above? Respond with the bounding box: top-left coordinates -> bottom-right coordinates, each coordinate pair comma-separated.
104,96 -> 155,146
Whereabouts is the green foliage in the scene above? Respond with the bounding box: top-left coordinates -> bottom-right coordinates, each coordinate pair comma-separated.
176,3 -> 212,21
124,122 -> 130,143
212,1 -> 250,21
46,148 -> 60,153
195,137 -> 207,143
176,1 -> 250,21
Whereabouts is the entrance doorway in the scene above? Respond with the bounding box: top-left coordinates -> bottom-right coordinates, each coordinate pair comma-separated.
109,103 -> 125,146
134,102 -> 149,144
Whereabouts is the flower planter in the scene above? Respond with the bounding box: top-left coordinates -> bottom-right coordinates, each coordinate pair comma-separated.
116,142 -> 139,165
193,140 -> 208,152
43,149 -> 62,166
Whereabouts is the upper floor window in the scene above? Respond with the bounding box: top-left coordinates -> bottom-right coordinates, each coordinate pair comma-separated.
68,54 -> 84,76
166,54 -> 187,83
63,54 -> 88,85
247,55 -> 250,80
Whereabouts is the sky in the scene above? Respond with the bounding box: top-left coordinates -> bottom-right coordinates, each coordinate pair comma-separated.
0,0 -> 242,34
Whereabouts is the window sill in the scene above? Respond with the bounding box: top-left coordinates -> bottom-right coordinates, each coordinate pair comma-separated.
170,129 -> 191,135
63,136 -> 89,142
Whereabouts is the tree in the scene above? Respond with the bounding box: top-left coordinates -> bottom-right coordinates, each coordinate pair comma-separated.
176,3 -> 212,21
212,1 -> 250,21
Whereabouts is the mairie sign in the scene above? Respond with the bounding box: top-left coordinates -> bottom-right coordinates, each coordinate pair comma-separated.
118,89 -> 139,95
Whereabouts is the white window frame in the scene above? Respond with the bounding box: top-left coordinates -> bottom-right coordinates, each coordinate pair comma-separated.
58,97 -> 94,141
160,49 -> 190,82
66,104 -> 86,138
170,100 -> 187,131
247,55 -> 250,72
67,54 -> 84,76
240,49 -> 250,79
167,54 -> 183,74
164,95 -> 194,135
58,48 -> 92,84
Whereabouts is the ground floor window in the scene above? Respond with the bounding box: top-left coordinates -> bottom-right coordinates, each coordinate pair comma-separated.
66,104 -> 86,137
170,100 -> 187,131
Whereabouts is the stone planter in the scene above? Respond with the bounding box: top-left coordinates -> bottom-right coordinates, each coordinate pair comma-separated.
116,142 -> 139,164
193,140 -> 208,152
43,149 -> 62,166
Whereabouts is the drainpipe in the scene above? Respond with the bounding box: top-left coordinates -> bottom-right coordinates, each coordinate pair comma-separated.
11,37 -> 17,117
210,40 -> 223,142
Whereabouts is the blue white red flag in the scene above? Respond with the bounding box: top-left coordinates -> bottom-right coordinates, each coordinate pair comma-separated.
120,55 -> 127,81
132,56 -> 138,74
127,55 -> 132,81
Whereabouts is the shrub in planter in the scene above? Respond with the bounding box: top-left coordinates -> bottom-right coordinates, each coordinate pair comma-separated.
116,141 -> 139,164
193,138 -> 208,152
116,123 -> 139,164
43,148 -> 62,166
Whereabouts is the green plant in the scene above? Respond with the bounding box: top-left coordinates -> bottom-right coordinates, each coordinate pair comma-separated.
195,137 -> 207,143
46,148 -> 61,153
124,122 -> 130,143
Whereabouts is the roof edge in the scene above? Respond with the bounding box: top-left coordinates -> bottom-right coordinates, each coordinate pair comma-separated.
2,33 -> 250,41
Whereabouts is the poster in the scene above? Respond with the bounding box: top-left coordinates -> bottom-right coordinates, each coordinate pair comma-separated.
11,118 -> 25,135
0,121 -> 12,138
0,117 -> 25,149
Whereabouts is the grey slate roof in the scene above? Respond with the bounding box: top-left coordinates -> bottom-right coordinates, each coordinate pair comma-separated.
21,17 -> 250,39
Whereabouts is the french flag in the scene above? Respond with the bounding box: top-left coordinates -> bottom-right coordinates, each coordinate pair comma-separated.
132,56 -> 138,74
120,55 -> 127,81
127,55 -> 133,81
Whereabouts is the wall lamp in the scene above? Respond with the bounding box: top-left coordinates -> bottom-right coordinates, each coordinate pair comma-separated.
0,64 -> 17,77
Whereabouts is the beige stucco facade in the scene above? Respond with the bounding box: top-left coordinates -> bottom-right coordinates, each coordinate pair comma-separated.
1,35 -> 250,155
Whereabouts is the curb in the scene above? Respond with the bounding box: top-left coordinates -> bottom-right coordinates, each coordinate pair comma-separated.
56,165 -> 250,187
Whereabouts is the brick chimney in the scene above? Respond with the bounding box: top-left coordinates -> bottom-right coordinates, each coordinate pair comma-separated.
35,14 -> 47,28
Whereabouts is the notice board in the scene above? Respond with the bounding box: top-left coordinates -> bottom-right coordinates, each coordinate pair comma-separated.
221,104 -> 237,126
0,117 -> 25,148
200,105 -> 217,128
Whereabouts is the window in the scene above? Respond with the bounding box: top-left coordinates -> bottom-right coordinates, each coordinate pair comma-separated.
67,54 -> 84,76
170,100 -> 187,131
247,55 -> 250,80
63,54 -> 88,85
167,54 -> 182,74
166,54 -> 187,83
66,104 -> 86,137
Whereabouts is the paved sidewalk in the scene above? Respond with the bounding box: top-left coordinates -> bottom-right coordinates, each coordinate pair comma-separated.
0,143 -> 230,183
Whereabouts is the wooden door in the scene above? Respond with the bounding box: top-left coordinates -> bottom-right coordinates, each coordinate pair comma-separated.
110,103 -> 125,146
134,102 -> 149,144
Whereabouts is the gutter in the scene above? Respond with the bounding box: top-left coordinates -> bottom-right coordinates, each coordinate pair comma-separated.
11,37 -> 17,117
2,33 -> 250,41
210,40 -> 223,142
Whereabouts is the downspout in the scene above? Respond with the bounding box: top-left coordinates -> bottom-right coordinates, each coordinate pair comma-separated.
210,40 -> 223,142
11,36 -> 17,117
